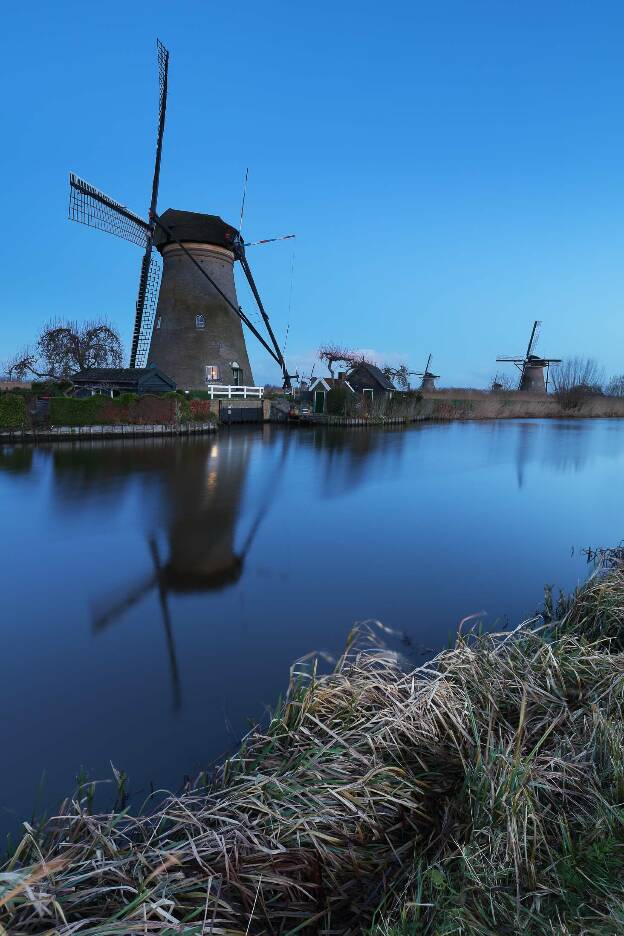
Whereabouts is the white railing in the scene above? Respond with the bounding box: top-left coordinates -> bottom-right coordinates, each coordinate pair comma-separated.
205,385 -> 264,400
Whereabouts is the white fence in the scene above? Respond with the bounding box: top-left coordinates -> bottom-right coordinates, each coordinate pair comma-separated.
205,385 -> 264,400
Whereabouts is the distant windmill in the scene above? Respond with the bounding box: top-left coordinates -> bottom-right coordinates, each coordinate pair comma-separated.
497,321 -> 561,392
414,353 -> 439,390
68,40 -> 296,390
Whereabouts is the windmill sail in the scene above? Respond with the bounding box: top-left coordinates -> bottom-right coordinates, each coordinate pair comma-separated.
130,39 -> 170,369
68,173 -> 149,247
132,251 -> 163,369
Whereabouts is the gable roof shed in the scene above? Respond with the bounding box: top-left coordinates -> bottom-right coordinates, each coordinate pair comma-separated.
347,362 -> 395,393
72,366 -> 176,394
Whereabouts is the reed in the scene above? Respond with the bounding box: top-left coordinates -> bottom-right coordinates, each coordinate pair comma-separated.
2,559 -> 624,935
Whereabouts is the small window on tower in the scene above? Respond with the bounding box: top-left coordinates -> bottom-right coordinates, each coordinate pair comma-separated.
156,317 -> 162,329
205,365 -> 220,382
231,366 -> 243,386
195,314 -> 205,329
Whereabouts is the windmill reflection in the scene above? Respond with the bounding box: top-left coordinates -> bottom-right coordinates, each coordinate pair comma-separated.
89,430 -> 289,713
301,425 -> 407,497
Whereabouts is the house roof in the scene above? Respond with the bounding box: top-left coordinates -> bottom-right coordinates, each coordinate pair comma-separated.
72,366 -> 175,387
348,361 -> 395,391
309,377 -> 355,392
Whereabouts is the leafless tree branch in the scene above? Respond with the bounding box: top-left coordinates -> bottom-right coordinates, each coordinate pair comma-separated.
3,319 -> 123,383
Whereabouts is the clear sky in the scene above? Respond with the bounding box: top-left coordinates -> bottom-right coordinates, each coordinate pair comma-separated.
2,0 -> 624,386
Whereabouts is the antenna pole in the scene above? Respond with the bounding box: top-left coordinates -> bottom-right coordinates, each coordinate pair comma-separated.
239,167 -> 249,236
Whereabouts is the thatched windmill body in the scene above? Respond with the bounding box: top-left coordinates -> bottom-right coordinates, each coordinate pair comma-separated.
68,41 -> 294,391
497,321 -> 561,393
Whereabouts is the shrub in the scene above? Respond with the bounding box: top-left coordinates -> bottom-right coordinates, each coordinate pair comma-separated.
49,396 -> 106,426
188,399 -> 216,422
30,380 -> 70,397
326,385 -> 357,416
0,393 -> 30,429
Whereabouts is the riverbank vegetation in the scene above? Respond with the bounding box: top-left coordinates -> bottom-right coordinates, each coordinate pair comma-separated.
0,390 -> 218,430
2,555 -> 624,934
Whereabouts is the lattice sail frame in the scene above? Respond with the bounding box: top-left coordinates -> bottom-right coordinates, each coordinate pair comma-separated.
129,39 -> 170,368
68,174 -> 150,248
133,251 -> 162,368
157,40 -> 168,130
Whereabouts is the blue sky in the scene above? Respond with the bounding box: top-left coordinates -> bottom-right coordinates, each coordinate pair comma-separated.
2,0 -> 624,386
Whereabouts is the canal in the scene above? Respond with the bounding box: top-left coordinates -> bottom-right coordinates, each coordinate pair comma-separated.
2,419 -> 624,841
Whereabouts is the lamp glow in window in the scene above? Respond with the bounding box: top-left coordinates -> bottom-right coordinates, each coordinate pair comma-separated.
205,365 -> 220,382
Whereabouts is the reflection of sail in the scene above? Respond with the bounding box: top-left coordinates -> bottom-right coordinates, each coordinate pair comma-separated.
512,421 -> 613,488
88,431 -> 289,712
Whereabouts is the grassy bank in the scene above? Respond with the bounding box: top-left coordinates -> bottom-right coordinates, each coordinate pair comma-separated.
417,389 -> 624,421
2,558 -> 624,934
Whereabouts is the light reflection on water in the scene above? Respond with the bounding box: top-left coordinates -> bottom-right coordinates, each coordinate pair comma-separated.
1,419 -> 624,839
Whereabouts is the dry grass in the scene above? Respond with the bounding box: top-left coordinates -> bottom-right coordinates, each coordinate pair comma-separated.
2,562 -> 624,935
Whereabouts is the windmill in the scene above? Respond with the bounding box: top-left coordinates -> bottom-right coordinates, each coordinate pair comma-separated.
68,40 -> 296,390
414,353 -> 439,390
496,321 -> 561,392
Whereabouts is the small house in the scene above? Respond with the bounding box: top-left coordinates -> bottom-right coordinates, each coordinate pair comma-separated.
308,376 -> 355,414
72,365 -> 176,398
346,362 -> 395,402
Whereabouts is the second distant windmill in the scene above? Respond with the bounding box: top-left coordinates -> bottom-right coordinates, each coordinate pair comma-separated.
414,353 -> 439,390
497,321 -> 561,392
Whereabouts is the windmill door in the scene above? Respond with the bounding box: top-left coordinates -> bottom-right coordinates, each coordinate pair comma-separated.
314,390 -> 326,414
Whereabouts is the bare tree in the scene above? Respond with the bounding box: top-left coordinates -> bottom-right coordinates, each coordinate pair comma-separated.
490,372 -> 515,392
606,375 -> 624,397
551,357 -> 604,408
318,344 -> 372,378
381,364 -> 415,390
5,320 -> 123,382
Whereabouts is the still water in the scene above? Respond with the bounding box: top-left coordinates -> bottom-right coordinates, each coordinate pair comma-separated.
2,420 -> 624,839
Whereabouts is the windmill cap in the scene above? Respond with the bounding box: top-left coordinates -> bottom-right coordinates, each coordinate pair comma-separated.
154,209 -> 239,252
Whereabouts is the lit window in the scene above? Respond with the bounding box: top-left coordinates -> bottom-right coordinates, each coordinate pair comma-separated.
205,365 -> 220,382
195,314 -> 205,329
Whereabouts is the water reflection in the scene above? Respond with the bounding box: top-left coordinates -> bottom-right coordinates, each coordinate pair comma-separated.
0,445 -> 34,474
3,420 -> 624,844
48,432 -> 291,712
298,425 -> 407,496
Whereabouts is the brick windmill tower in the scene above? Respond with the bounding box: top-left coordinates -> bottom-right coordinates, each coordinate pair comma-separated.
68,41 -> 294,391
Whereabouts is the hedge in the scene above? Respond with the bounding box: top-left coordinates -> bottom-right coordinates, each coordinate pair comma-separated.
0,393 -> 30,429
49,396 -> 107,426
